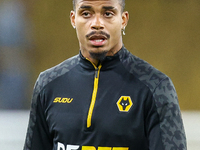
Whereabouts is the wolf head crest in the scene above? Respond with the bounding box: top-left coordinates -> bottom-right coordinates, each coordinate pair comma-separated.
117,96 -> 133,112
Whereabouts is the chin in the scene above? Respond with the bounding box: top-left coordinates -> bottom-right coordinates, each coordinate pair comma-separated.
89,49 -> 108,62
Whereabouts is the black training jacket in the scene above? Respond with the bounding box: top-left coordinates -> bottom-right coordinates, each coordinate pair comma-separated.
24,46 -> 187,150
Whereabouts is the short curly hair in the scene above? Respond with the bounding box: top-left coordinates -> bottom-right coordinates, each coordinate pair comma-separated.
72,0 -> 125,12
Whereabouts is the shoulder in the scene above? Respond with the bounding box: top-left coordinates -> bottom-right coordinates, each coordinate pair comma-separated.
35,54 -> 80,92
119,48 -> 186,148
119,47 -> 168,93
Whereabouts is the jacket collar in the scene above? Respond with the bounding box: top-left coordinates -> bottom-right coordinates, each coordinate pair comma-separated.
79,46 -> 128,70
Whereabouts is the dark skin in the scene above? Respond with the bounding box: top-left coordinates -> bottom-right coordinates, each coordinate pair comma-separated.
70,0 -> 129,66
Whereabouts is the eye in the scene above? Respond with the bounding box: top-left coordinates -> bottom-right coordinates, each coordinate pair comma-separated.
82,11 -> 91,18
104,11 -> 114,17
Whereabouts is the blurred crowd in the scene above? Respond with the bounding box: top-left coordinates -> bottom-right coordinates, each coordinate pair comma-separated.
0,0 -> 33,109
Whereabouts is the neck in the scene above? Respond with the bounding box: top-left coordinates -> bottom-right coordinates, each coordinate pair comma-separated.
80,40 -> 123,66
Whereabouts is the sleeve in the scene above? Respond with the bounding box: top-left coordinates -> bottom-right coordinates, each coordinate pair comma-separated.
146,77 -> 187,150
23,77 -> 53,150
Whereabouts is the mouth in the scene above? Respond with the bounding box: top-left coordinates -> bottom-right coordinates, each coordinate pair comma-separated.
88,35 -> 107,47
86,31 -> 110,47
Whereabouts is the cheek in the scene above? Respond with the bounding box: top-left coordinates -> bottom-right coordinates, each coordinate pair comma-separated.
76,26 -> 87,43
106,19 -> 122,37
75,19 -> 89,41
109,24 -> 122,40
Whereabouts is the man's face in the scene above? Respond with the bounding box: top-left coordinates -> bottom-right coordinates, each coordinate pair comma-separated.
70,0 -> 128,63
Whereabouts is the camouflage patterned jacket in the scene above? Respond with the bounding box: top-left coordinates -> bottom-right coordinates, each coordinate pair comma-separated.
24,46 -> 187,150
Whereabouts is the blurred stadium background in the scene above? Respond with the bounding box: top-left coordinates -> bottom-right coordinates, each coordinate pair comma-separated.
0,0 -> 199,149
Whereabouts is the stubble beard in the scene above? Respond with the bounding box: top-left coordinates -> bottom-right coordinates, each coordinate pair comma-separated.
89,48 -> 108,62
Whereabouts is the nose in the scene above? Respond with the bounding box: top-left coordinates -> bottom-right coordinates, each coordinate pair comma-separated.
91,14 -> 104,30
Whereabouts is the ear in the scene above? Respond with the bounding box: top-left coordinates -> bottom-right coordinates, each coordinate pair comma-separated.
70,10 -> 76,28
121,11 -> 129,29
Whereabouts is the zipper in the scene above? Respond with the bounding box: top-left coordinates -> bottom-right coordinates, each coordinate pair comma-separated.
86,61 -> 102,128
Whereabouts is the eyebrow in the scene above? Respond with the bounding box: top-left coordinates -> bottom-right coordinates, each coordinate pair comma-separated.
79,5 -> 92,10
102,6 -> 116,11
79,5 -> 117,11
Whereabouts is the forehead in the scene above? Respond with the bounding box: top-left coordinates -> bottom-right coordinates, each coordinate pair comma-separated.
75,0 -> 121,10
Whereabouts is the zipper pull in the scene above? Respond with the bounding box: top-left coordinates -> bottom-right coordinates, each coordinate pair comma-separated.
95,68 -> 98,78
95,65 -> 102,78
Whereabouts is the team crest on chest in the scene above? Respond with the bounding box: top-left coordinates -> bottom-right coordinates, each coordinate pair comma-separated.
117,96 -> 133,112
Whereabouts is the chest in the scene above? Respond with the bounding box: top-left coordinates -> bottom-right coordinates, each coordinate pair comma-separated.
41,70 -> 149,147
